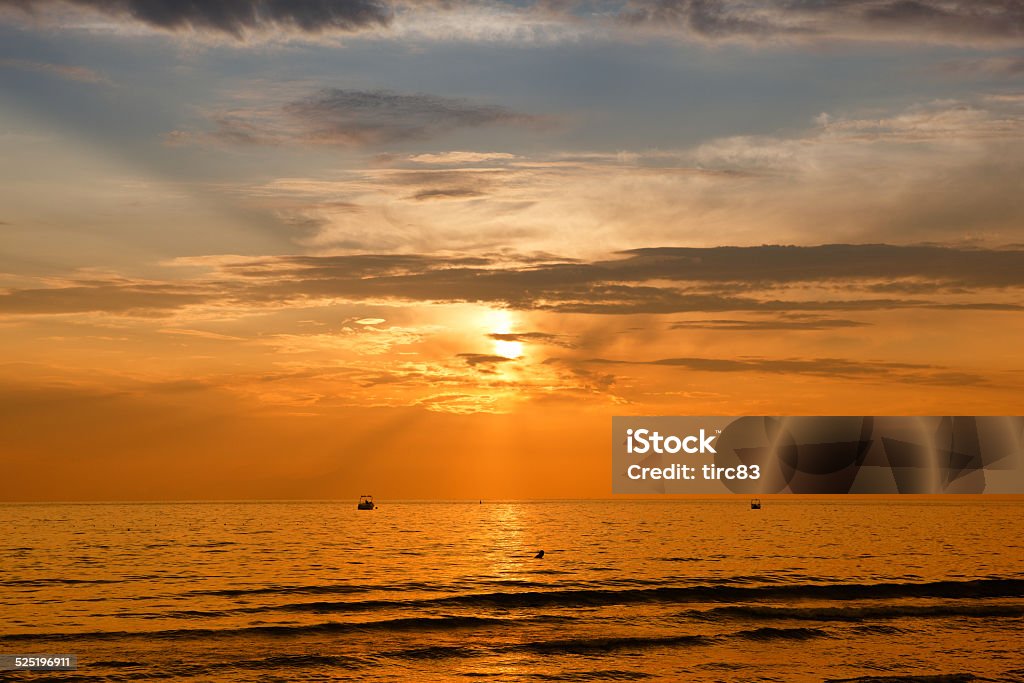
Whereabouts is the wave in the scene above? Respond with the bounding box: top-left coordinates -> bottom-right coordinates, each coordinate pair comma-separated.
823,675 -> 977,683
384,645 -> 480,660
108,654 -> 371,680
1,577 -> 120,587
696,602 -> 1024,623
56,577 -> 1024,625
0,620 -> 828,659
503,625 -> 827,656
509,634 -> 716,655
0,614 -> 573,642
220,577 -> 1024,616
531,670 -> 654,681
731,626 -> 829,641
227,653 -> 365,670
850,624 -> 903,635
188,579 -> 456,598
174,575 -> 1024,608
188,583 -> 372,597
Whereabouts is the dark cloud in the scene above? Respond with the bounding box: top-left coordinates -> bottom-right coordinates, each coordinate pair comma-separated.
932,302 -> 1024,311
620,0 -> 810,38
3,0 -> 1022,45
670,315 -> 870,331
617,0 -> 1024,43
2,0 -> 392,38
585,355 -> 987,385
600,244 -> 1024,288
457,353 -> 516,367
3,244 -> 1024,317
288,89 -> 545,146
185,89 -> 546,148
240,243 -> 1024,314
409,188 -> 487,201
0,283 -> 205,316
488,332 -> 575,347
860,0 -> 1023,39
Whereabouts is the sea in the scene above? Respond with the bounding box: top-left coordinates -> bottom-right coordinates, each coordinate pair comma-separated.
1,499 -> 1022,682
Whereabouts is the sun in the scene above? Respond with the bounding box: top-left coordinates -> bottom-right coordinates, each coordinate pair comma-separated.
487,309 -> 524,359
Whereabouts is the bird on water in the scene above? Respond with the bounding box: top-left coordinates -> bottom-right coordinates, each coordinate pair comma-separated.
534,550 -> 545,559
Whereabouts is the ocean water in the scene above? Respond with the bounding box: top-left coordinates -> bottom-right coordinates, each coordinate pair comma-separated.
1,499 -> 1022,682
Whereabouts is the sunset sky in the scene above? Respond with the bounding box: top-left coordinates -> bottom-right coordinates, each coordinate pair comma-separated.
2,0 -> 1023,501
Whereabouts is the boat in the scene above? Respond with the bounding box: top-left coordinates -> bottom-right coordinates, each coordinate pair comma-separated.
357,495 -> 376,510
750,498 -> 761,510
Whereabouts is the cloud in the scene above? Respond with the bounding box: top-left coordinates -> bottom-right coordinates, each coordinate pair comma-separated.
243,98 -> 1024,253
1,0 -> 392,38
409,188 -> 487,201
0,58 -> 111,85
616,0 -> 1024,45
267,325 -> 428,355
619,0 -> 813,39
3,244 -> 1024,318
585,355 -> 986,386
809,102 -> 1024,142
488,331 -> 574,347
669,315 -> 869,331
6,0 -> 1021,45
941,56 -> 1024,77
858,0 -> 1023,41
406,151 -> 520,165
602,244 -> 1024,288
413,392 -> 502,414
0,281 -> 205,316
219,243 -> 1024,314
457,352 -> 516,367
174,88 -> 546,148
158,327 -> 245,341
286,88 -> 545,145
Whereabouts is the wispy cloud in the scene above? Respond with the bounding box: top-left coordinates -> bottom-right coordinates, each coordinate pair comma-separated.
0,58 -> 111,85
405,151 -> 520,165
237,98 -> 1024,253
941,56 -> 1024,77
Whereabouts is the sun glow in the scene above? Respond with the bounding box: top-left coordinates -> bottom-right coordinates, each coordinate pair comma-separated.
488,309 -> 524,359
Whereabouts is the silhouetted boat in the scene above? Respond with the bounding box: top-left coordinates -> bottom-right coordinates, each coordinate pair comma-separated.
357,495 -> 376,510
750,498 -> 761,510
